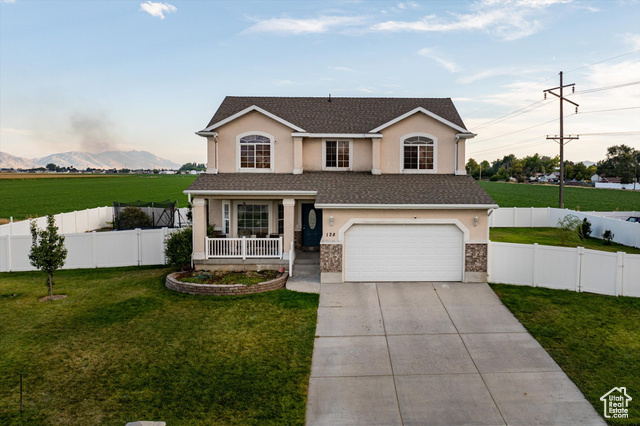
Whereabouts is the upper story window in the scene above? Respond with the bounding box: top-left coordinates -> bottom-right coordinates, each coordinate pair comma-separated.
402,135 -> 436,172
237,132 -> 274,172
323,140 -> 352,170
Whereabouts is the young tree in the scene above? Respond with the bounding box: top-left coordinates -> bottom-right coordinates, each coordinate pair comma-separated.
29,215 -> 68,300
555,214 -> 582,246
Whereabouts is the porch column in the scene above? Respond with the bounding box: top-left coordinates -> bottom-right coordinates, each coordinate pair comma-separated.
206,136 -> 218,174
192,197 -> 206,260
283,198 -> 295,251
372,137 -> 381,175
293,137 -> 303,175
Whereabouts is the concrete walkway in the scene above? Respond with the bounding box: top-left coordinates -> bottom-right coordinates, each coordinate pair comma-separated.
306,282 -> 605,425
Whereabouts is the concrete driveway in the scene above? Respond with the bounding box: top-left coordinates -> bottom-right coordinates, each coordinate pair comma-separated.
306,282 -> 605,426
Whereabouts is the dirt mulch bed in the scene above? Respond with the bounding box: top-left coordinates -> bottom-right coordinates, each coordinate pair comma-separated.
39,294 -> 67,302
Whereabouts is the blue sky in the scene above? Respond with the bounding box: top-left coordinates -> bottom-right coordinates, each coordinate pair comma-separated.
1,0 -> 639,165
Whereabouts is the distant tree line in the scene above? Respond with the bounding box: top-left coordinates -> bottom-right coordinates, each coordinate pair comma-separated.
179,162 -> 206,172
466,144 -> 638,183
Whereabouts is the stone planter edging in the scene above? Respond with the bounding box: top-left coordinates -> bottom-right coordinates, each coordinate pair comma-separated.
165,272 -> 288,296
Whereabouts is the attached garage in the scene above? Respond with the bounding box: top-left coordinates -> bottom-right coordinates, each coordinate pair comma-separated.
344,224 -> 464,282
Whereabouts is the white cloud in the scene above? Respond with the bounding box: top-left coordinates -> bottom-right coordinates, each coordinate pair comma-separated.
416,48 -> 461,73
620,33 -> 640,50
372,0 -> 573,41
1,0 -> 17,3
330,66 -> 357,72
140,1 -> 177,20
243,15 -> 366,35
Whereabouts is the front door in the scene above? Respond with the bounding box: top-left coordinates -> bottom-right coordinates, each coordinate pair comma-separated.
301,203 -> 322,247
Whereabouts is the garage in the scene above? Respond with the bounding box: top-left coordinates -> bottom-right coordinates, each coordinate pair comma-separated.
344,224 -> 464,282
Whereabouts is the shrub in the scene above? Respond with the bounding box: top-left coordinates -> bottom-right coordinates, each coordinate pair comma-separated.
165,227 -> 193,269
490,174 -> 500,181
579,218 -> 592,239
602,230 -> 615,245
117,206 -> 153,229
555,214 -> 582,246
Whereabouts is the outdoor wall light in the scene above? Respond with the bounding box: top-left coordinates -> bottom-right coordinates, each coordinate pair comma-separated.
474,216 -> 479,227
329,215 -> 334,226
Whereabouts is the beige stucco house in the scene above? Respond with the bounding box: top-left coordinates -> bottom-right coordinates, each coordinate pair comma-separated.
185,96 -> 497,283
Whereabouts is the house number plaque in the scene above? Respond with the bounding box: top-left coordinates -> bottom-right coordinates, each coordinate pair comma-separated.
308,210 -> 317,229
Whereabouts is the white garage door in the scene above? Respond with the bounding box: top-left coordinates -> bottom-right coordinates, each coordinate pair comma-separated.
344,224 -> 464,282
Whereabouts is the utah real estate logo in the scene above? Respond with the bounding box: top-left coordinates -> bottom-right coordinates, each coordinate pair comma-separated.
600,387 -> 632,419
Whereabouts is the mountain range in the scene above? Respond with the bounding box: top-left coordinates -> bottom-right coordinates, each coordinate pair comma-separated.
0,150 -> 181,170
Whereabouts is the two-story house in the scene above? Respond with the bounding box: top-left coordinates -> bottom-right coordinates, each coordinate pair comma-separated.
185,96 -> 497,283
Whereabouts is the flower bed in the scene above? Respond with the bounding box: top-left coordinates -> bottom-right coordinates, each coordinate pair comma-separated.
166,270 -> 288,296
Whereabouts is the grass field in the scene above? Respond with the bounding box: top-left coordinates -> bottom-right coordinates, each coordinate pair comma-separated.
1,174 -> 197,220
491,284 -> 640,425
490,227 -> 640,254
479,181 -> 640,211
0,267 -> 318,425
3,174 -> 639,221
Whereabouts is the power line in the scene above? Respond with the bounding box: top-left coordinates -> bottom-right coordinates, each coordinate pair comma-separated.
579,131 -> 640,136
473,99 -> 552,130
570,80 -> 640,96
577,106 -> 640,114
470,117 -> 559,144
564,49 -> 640,75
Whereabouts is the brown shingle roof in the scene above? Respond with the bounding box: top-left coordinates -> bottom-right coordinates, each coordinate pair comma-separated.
185,172 -> 496,206
204,97 -> 468,133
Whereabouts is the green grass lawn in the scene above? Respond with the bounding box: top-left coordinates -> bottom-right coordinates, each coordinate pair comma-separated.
1,174 -> 198,220
490,227 -> 640,255
490,284 -> 640,425
479,181 -> 640,211
0,267 -> 318,425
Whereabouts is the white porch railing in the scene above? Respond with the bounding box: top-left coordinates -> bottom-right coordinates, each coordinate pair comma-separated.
206,236 -> 283,259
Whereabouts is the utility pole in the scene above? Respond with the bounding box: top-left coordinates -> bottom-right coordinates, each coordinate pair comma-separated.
544,71 -> 579,208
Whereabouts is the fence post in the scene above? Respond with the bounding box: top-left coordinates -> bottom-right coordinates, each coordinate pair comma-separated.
576,247 -> 584,292
136,228 -> 142,266
92,231 -> 98,268
616,252 -> 625,297
163,228 -> 168,265
512,207 -> 517,227
532,243 -> 539,286
74,211 -> 78,234
242,236 -> 247,260
7,224 -> 12,272
530,207 -> 534,228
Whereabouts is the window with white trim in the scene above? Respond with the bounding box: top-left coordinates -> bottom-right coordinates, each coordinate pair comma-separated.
222,201 -> 230,235
239,134 -> 271,169
237,203 -> 269,237
403,136 -> 434,171
324,140 -> 350,169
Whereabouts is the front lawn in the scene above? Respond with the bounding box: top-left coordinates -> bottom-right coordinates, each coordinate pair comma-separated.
0,267 -> 318,425
490,284 -> 640,425
490,227 -> 640,255
479,181 -> 640,211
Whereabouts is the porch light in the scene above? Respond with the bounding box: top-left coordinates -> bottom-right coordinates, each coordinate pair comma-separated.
474,216 -> 479,227
329,215 -> 334,226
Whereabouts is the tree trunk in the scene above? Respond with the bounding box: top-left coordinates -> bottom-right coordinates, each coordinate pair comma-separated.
48,273 -> 53,299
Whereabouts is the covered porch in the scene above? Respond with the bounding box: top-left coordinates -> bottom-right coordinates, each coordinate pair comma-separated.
189,195 -> 323,266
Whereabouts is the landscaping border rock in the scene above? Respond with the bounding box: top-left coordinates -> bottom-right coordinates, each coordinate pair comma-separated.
165,272 -> 288,296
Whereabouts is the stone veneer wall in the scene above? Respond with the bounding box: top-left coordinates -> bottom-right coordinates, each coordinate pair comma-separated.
320,244 -> 342,273
465,243 -> 488,272
166,272 -> 287,296
294,231 -> 302,250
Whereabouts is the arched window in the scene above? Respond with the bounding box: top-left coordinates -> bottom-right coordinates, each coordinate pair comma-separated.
238,134 -> 272,170
402,135 -> 435,171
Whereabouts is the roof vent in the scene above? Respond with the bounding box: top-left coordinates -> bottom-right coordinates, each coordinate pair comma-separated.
328,94 -> 331,102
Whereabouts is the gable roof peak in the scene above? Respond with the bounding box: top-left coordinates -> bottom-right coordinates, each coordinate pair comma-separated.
202,96 -> 468,134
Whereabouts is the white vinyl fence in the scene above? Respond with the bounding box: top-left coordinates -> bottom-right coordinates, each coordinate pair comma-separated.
0,206 -> 190,237
489,242 -> 640,297
489,207 -> 640,248
0,227 -> 179,272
